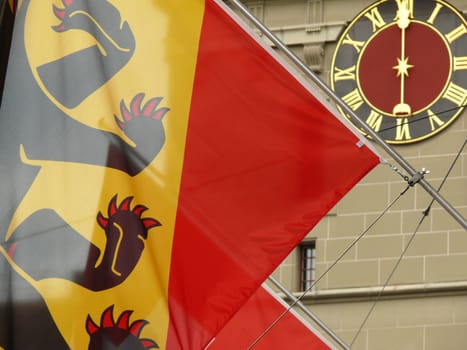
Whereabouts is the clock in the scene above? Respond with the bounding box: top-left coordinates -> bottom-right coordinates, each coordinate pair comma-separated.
330,0 -> 467,144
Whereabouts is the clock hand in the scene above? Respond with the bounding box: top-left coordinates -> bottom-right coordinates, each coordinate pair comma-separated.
393,0 -> 413,116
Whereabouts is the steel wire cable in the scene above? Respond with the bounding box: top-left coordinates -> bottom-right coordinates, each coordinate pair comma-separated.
247,182 -> 412,349
350,138 -> 466,347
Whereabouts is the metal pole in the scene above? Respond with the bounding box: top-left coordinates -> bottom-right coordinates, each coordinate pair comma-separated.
268,277 -> 351,350
227,0 -> 467,230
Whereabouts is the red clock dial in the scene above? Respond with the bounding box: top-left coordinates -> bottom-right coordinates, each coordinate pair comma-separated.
358,22 -> 451,116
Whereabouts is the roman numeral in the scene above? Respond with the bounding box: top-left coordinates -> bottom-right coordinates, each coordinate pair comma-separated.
366,110 -> 383,132
334,65 -> 356,82
445,24 -> 467,44
342,89 -> 364,111
427,110 -> 445,131
427,3 -> 443,24
454,57 -> 467,71
364,7 -> 386,32
443,82 -> 467,106
395,118 -> 411,141
395,0 -> 414,19
342,34 -> 365,53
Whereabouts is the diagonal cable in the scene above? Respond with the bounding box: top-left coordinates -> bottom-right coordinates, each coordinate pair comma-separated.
350,211 -> 426,347
350,138 -> 466,347
247,182 -> 412,349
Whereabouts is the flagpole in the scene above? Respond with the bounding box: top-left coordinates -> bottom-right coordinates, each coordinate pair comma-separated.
226,0 -> 467,230
268,277 -> 350,350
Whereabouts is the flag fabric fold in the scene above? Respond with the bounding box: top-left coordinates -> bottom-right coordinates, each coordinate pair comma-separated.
0,0 -> 379,349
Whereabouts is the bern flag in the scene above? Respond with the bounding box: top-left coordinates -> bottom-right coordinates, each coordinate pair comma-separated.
0,0 -> 379,349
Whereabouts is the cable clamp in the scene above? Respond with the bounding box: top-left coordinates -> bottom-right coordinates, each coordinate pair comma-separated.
408,168 -> 430,187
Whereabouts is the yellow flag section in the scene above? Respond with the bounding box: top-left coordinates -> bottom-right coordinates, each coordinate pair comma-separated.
0,0 -> 204,349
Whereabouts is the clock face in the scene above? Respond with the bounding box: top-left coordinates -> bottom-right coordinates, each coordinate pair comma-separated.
330,0 -> 466,144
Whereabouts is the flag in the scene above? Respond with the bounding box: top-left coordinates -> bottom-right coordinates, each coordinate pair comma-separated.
208,284 -> 334,349
0,0 -> 380,349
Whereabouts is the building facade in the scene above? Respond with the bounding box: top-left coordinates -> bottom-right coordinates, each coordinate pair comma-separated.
232,1 -> 467,349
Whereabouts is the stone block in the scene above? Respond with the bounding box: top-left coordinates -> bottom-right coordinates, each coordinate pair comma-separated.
450,231 -> 467,254
379,257 -> 424,285
426,254 -> 467,282
329,214 -> 365,238
403,232 -> 448,257
326,238 -> 356,261
368,327 -> 423,350
396,297 -> 454,327
327,260 -> 378,288
357,235 -> 403,260
426,324 -> 467,350
364,211 -> 403,236
337,183 -> 389,215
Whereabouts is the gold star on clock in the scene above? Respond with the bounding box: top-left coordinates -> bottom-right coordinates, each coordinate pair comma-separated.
393,57 -> 414,77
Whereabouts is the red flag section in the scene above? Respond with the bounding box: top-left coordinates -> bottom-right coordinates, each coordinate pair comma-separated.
208,285 -> 333,350
167,0 -> 379,348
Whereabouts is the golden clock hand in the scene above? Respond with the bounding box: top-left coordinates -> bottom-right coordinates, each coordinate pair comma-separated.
393,0 -> 413,116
